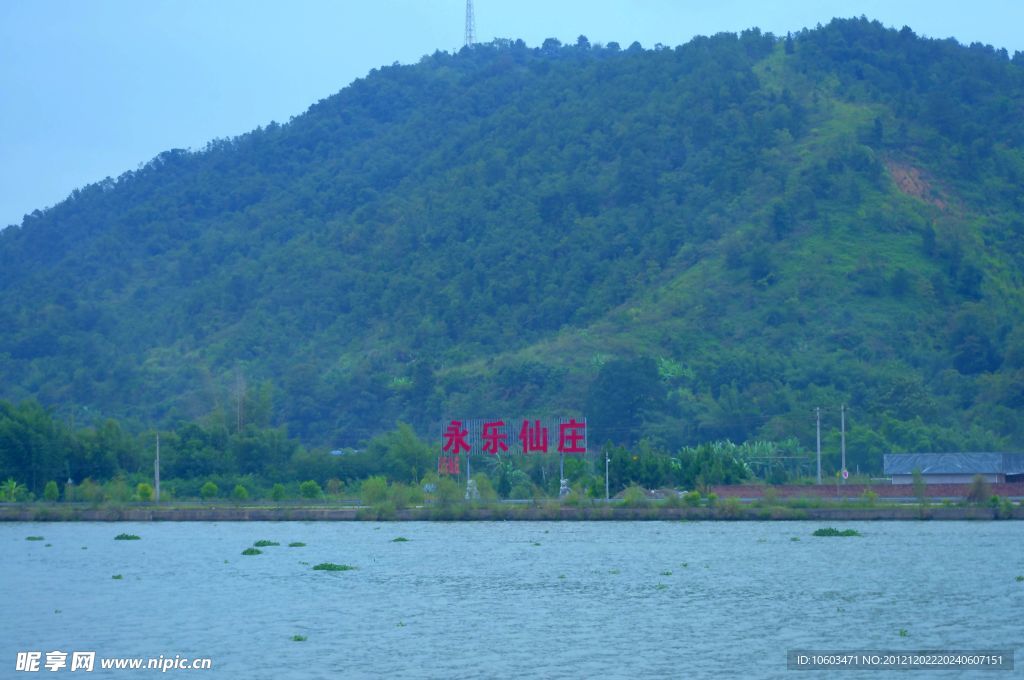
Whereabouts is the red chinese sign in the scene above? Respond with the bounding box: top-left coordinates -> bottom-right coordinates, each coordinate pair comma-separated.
438,455 -> 461,475
437,417 -> 587,473
482,421 -> 509,455
442,420 -> 471,454
519,419 -> 548,454
558,418 -> 587,453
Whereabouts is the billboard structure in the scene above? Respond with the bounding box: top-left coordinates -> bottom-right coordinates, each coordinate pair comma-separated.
438,417 -> 587,476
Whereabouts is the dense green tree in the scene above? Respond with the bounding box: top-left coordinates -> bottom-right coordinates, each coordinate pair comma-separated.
586,357 -> 664,446
299,480 -> 322,499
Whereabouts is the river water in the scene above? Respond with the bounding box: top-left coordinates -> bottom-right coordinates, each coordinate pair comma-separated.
2,521 -> 1021,678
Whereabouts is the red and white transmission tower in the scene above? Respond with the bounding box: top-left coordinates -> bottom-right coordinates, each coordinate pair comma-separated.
465,0 -> 476,47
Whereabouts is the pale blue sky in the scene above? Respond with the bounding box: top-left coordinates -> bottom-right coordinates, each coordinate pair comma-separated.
1,0 -> 1022,229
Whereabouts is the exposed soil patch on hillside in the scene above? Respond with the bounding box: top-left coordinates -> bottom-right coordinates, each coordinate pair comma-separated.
885,159 -> 947,210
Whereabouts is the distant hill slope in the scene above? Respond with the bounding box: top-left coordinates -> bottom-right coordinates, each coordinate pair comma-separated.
2,18 -> 1023,472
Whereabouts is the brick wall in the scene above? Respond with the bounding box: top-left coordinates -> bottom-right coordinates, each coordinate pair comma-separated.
708,482 -> 1024,499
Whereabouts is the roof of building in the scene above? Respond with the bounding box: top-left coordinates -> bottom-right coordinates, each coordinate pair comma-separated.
884,453 -> 1024,476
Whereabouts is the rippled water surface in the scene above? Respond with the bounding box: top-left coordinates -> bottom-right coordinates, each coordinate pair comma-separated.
2,521 -> 1021,678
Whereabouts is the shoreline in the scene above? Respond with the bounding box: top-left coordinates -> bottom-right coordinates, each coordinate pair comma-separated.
1,503 -> 1019,522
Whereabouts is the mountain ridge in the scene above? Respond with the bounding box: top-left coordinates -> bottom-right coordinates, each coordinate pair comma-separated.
2,18 -> 1023,475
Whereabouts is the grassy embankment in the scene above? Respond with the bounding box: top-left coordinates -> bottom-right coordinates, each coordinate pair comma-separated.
1,494 -> 1019,522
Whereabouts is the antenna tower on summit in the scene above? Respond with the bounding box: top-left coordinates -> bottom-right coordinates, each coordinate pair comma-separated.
465,0 -> 476,47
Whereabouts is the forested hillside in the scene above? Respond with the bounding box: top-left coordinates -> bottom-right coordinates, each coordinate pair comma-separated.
2,17 -> 1023,485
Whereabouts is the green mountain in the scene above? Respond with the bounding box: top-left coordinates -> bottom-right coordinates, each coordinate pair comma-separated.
2,18 -> 1023,475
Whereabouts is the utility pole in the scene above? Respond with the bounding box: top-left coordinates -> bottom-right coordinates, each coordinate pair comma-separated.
464,0 -> 476,47
840,404 -> 847,484
154,432 -> 161,503
605,449 -> 610,502
815,407 -> 822,485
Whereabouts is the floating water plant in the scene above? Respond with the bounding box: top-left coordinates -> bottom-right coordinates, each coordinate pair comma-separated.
288,542 -> 306,547
531,542 -> 541,547
609,569 -> 621,575
790,537 -> 801,542
253,540 -> 279,547
391,537 -> 409,542
813,528 -> 861,537
655,583 -> 668,590
899,629 -> 909,637
111,574 -> 123,580
660,571 -> 673,576
291,635 -> 307,642
114,533 -> 141,540
312,563 -> 356,571
680,562 -> 688,568
26,536 -> 44,541
1016,575 -> 1023,582
45,543 -> 52,547
241,547 -> 262,556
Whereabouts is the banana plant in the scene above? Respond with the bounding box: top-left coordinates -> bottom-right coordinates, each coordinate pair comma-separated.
1,478 -> 25,502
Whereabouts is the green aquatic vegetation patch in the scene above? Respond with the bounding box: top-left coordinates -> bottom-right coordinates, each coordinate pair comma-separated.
111,574 -> 123,580
813,528 -> 861,537
114,533 -> 141,540
241,547 -> 262,556
312,563 -> 356,571
899,629 -> 909,637
26,536 -> 44,541
291,635 -> 307,642
253,540 -> 280,547
660,571 -> 673,576
288,542 -> 306,547
1016,575 -> 1023,582
655,583 -> 668,591
391,537 -> 409,542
